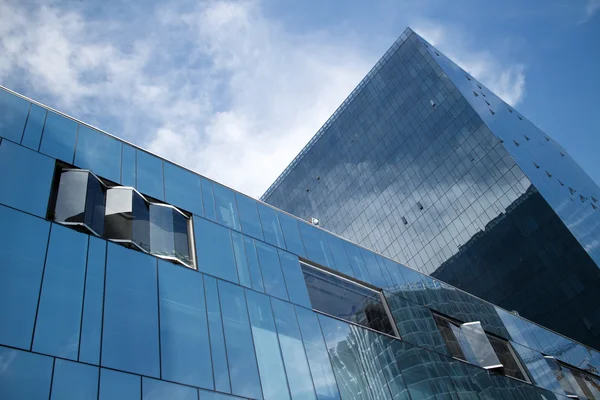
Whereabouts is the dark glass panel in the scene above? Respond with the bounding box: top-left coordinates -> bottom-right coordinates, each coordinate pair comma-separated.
75,125 -> 122,183
236,193 -> 264,240
0,346 -> 53,399
50,359 -> 98,400
21,103 -> 46,150
258,203 -> 285,248
39,111 -> 78,163
0,89 -> 29,142
487,335 -> 528,381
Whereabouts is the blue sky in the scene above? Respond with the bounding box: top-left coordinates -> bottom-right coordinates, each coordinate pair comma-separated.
1,0 -> 599,198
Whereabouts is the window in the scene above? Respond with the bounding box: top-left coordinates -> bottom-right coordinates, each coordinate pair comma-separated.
52,166 -> 194,268
301,263 -> 397,336
545,356 -> 600,398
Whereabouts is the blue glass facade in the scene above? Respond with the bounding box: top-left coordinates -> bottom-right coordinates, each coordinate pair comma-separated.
262,28 -> 600,350
1,75 -> 600,399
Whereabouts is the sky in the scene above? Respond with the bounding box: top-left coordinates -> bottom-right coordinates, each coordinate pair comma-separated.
1,0 -> 599,198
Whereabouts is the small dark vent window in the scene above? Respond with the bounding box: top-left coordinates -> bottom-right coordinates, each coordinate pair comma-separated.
485,100 -> 490,106
489,109 -> 495,116
401,216 -> 408,225
569,187 -> 577,195
481,92 -> 486,97
317,176 -> 321,180
593,204 -> 598,210
558,180 -> 565,186
473,91 -> 479,97
477,84 -> 482,89
592,196 -> 598,203
524,135 -> 530,141
499,139 -> 504,143
466,75 -> 472,81
533,162 -> 540,169
513,140 -> 520,147
545,136 -> 550,141
580,195 -> 587,203
546,171 -> 552,178
435,51 -> 440,56
417,201 -> 424,210
508,108 -> 513,113
306,188 -> 310,192
560,152 -> 565,157
430,100 -> 436,108
518,115 -> 523,120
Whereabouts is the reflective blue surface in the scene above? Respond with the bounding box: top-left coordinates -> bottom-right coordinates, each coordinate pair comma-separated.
99,368 -> 141,400
0,205 -> 50,349
158,260 -> 213,388
75,125 -> 122,183
39,111 -> 78,163
21,103 -> 46,150
33,225 -> 88,360
102,243 -> 160,377
298,223 -> 334,268
201,178 -> 217,221
255,241 -> 289,301
195,216 -> 239,283
236,193 -> 264,240
244,236 -> 266,292
51,359 -> 98,400
143,377 -> 198,400
279,250 -> 311,308
214,183 -> 240,230
0,88 -> 29,142
0,139 -> 54,217
164,162 -> 203,215
204,276 -> 232,394
137,150 -> 164,200
199,390 -> 248,399
232,231 -> 253,288
277,211 -> 306,257
258,204 -> 285,248
121,144 -> 137,187
0,346 -> 53,399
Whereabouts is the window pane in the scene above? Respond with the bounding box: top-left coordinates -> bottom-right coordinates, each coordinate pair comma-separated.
0,346 -> 53,399
279,250 -> 311,308
294,307 -> 341,400
236,193 -> 264,240
0,89 -> 29,142
244,236 -> 265,292
50,359 -> 98,400
199,390 -> 248,400
343,243 -> 371,283
137,150 -> 164,200
121,144 -> 136,187
214,183 -> 240,230
278,211 -> 306,257
381,258 -> 405,289
326,237 -> 355,277
33,224 -> 88,360
149,204 -> 182,263
231,231 -> 252,288
360,249 -> 389,288
158,260 -> 213,389
0,139 -> 55,217
372,335 -> 412,400
255,241 -> 289,301
80,236 -> 107,364
461,322 -> 502,369
194,216 -> 238,283
245,290 -> 291,400
271,298 -> 317,400
204,276 -> 232,394
164,162 -> 203,215
201,178 -> 217,221
512,342 -> 561,394
218,280 -> 262,399
258,204 -> 285,248
298,223 -> 334,268
0,206 -> 50,349
100,369 -> 141,400
39,111 -> 78,163
102,243 -> 160,377
21,103 -> 46,150
486,335 -> 527,381
143,377 -> 198,400
75,125 -> 122,183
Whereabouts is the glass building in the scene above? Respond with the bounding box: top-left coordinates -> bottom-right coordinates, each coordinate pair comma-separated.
1,65 -> 600,399
262,28 -> 600,351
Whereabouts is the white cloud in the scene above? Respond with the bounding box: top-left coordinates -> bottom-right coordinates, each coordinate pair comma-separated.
580,0 -> 600,23
413,22 -> 526,106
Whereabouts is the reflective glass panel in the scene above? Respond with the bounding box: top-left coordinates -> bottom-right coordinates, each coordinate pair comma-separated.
80,236 -> 107,364
326,236 -> 355,277
201,178 -> 217,221
137,150 -> 164,200
104,188 -> 150,251
258,203 -> 285,248
102,243 -> 160,377
279,250 -> 311,308
199,390 -> 248,400
271,298 -> 317,400
214,183 -> 240,230
255,241 -> 289,301
246,290 -> 291,400
218,280 -> 262,399
360,249 -> 389,288
302,264 -> 395,336
149,204 -> 192,266
0,139 -> 54,217
158,260 -> 213,388
372,335 -> 412,400
278,211 -> 306,257
33,224 -> 88,360
121,144 -> 136,187
294,307 -> 341,400
486,335 -> 527,381
54,170 -> 105,235
461,322 -> 502,369
236,193 -> 264,240
204,276 -> 232,393
298,223 -> 334,268
143,377 -> 198,400
50,359 -> 98,400
100,369 -> 141,400
0,89 -> 29,142
511,342 -> 560,393
164,162 -> 203,215
75,125 -> 122,183
244,236 -> 265,292
231,231 -> 252,288
194,216 -> 238,283
21,103 -> 46,150
0,346 -> 53,399
344,243 -> 371,283
0,205 -> 50,349
39,111 -> 78,163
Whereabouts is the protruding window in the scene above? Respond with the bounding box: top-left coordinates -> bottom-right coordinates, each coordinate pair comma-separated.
430,99 -> 436,108
560,152 -> 565,157
533,162 -> 540,169
508,107 -> 513,113
466,74 -> 472,81
513,140 -> 520,147
569,187 -> 577,195
417,201 -> 424,210
518,115 -> 523,120
473,91 -> 479,97
559,180 -> 565,186
546,170 -> 552,178
401,216 -> 408,225
524,135 -> 530,141
489,109 -> 495,115
485,100 -> 490,106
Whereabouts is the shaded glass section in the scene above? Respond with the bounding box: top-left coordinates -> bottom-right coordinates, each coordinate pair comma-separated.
302,264 -> 395,336
21,103 -> 46,150
50,359 -> 98,400
511,343 -> 564,395
280,250 -> 312,308
121,144 -> 137,187
39,111 -> 78,163
0,139 -> 54,217
0,346 -> 53,400
298,223 -> 334,268
194,216 -> 238,283
75,125 -> 122,183
214,183 -> 240,230
236,193 -> 264,240
0,205 -> 50,350
0,88 -> 29,142
218,280 -> 262,399
201,178 -> 217,221
102,243 -> 160,377
104,187 -> 150,249
255,240 -> 289,301
99,369 -> 141,400
33,225 -> 88,360
231,231 -> 252,288
244,236 -> 266,292
461,322 -> 502,369
164,161 -> 203,216
137,150 -> 164,201
258,203 -> 285,248
149,204 -> 192,266
143,377 -> 198,400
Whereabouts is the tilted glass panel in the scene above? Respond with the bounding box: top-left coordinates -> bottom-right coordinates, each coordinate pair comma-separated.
149,204 -> 192,266
33,224 -> 88,360
158,260 -> 213,389
39,111 -> 78,163
214,183 -> 240,230
99,368 -> 141,400
299,222 -> 334,268
302,264 -> 395,336
231,231 -> 252,288
121,144 -> 136,187
201,178 -> 217,221
344,242 -> 371,283
142,377 -> 198,400
21,103 -> 46,150
280,251 -> 312,308
461,322 -> 503,369
432,314 -> 469,361
0,88 -> 29,142
104,187 -> 150,249
218,280 -> 262,399
255,240 -> 289,301
0,346 -> 53,399
278,211 -> 307,257
236,193 -> 264,240
75,125 -> 122,183
137,150 -> 164,201
50,359 -> 98,400
326,236 -> 355,277
486,335 -> 528,381
246,290 -> 291,400
258,203 -> 285,248
199,390 -> 250,400
194,216 -> 238,283
511,342 -> 565,395
244,236 -> 265,292
164,162 -> 203,216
